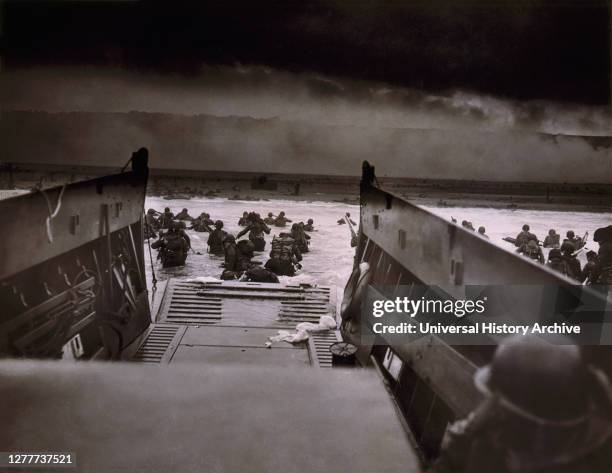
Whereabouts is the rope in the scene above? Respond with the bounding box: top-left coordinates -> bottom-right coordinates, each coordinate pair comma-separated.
145,214 -> 158,291
120,156 -> 133,173
39,185 -> 66,243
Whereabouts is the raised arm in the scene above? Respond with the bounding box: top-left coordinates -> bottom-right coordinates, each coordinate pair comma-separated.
236,226 -> 250,239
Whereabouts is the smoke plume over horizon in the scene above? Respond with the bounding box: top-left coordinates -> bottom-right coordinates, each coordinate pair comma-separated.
1,66 -> 611,183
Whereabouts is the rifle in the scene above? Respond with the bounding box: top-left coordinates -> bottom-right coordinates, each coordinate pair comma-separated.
345,217 -> 359,247
570,232 -> 589,258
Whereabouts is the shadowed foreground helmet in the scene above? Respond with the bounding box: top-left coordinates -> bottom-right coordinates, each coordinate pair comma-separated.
594,225 -> 612,243
223,234 -> 235,244
475,335 -> 596,423
586,250 -> 597,259
567,230 -> 575,238
164,207 -> 170,212
548,249 -> 562,260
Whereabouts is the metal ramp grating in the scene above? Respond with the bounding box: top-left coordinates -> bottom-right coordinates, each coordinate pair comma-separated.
131,324 -> 185,363
279,300 -> 331,323
159,280 -> 223,325
308,331 -> 342,368
157,279 -> 334,329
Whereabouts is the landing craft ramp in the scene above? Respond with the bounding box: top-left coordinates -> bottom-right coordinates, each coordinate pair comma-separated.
125,279 -> 342,368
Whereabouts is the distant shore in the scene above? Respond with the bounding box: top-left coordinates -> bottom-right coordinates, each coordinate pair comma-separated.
1,163 -> 610,212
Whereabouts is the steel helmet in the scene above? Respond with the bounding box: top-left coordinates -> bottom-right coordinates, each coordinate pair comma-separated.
522,224 -> 530,231
548,248 -> 562,260
215,220 -> 223,228
567,230 -> 575,238
561,241 -> 575,255
474,335 -> 612,465
475,335 -> 592,423
594,225 -> 612,243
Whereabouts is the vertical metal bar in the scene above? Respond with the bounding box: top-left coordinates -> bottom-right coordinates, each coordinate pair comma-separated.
127,223 -> 144,290
103,204 -> 113,302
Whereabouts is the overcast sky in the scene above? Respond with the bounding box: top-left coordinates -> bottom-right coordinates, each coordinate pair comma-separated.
2,0 -> 610,105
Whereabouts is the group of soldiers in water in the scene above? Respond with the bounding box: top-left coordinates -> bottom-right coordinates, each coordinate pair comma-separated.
145,207 -> 316,281
511,224 -> 612,284
456,218 -> 489,239
452,215 -> 611,284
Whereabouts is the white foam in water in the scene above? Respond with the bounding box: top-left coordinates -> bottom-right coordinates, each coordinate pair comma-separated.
144,197 -> 360,296
144,197 -> 610,300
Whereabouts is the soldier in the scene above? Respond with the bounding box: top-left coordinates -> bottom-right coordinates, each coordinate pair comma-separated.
593,225 -> 612,284
151,222 -> 189,268
303,218 -> 314,232
265,234 -> 302,276
546,248 -> 571,277
263,212 -> 276,225
221,234 -> 240,273
432,335 -> 612,473
273,211 -> 292,227
144,209 -> 160,240
543,229 -> 560,248
158,207 -> 175,229
207,220 -> 227,255
236,240 -> 256,271
237,213 -> 271,251
564,230 -> 584,250
462,220 -> 475,231
561,241 -> 583,282
244,266 -> 279,283
146,209 -> 160,229
477,226 -> 488,239
202,213 -> 214,226
291,223 -> 310,253
191,213 -> 213,232
515,224 -> 538,247
175,208 -> 194,221
238,212 -> 250,226
516,239 -> 544,264
338,213 -> 357,225
176,223 -> 191,250
582,250 -> 601,285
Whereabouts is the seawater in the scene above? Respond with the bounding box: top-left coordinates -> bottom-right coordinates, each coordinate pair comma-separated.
144,196 -> 610,305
